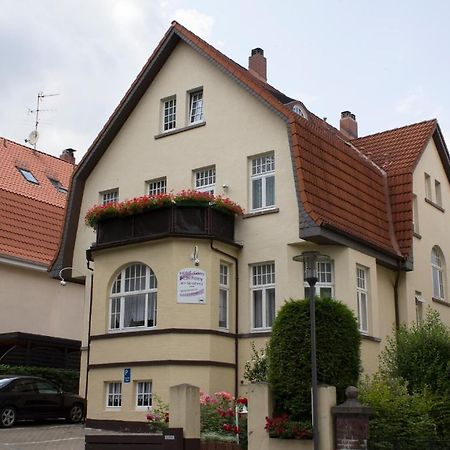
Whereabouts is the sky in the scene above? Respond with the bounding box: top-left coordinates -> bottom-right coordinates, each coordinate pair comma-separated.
1,0 -> 449,161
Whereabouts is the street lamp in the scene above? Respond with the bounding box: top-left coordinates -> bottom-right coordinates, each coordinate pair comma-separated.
58,267 -> 85,286
293,251 -> 330,450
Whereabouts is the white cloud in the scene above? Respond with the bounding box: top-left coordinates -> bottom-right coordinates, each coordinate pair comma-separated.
173,9 -> 215,39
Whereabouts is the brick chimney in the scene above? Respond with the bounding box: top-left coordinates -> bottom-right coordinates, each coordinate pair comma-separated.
248,48 -> 267,82
340,111 -> 358,139
60,148 -> 76,164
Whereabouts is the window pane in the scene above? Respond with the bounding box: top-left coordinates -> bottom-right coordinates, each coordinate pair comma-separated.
265,175 -> 275,207
253,290 -> 263,328
320,287 -> 332,298
219,288 -> 228,328
252,178 -> 262,210
266,288 -> 275,327
110,298 -> 121,329
358,292 -> 368,332
124,294 -> 146,327
147,292 -> 157,327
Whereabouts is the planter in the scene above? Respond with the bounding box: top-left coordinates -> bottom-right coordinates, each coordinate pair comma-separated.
95,205 -> 235,247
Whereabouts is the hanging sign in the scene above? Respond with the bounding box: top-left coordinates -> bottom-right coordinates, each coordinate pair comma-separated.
177,268 -> 206,304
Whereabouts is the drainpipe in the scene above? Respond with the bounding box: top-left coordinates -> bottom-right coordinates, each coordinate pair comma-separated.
394,265 -> 401,330
84,254 -> 94,401
210,240 -> 239,399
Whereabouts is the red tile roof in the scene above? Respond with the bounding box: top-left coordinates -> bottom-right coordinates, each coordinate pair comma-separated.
352,120 -> 437,255
0,138 -> 74,265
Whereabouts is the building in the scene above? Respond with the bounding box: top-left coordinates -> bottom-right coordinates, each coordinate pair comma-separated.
0,138 -> 83,370
51,22 -> 450,429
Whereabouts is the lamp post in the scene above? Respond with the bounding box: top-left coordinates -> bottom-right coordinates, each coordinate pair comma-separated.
293,251 -> 329,450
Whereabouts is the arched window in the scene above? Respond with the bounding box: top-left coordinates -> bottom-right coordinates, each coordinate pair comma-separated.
431,247 -> 445,300
109,263 -> 157,331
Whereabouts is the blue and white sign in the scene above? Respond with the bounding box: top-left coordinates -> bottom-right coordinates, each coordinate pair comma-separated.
124,368 -> 131,383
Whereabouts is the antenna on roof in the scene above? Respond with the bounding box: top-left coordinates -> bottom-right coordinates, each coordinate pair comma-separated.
25,91 -> 60,150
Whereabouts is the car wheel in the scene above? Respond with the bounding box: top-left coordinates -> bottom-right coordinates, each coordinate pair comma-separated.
1,406 -> 16,428
67,403 -> 84,423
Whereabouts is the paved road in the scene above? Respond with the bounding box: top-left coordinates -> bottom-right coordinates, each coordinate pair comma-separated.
0,422 -> 84,450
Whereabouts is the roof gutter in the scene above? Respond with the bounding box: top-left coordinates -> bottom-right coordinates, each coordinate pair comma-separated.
0,255 -> 47,272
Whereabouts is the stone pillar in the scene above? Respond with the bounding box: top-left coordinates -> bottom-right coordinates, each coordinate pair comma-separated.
247,382 -> 272,450
318,385 -> 336,450
169,384 -> 200,439
332,386 -> 372,450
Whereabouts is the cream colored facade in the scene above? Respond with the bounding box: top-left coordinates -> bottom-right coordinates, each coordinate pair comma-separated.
67,39 -> 450,424
0,260 -> 83,341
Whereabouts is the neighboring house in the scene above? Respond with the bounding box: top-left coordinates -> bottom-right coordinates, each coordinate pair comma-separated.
51,22 -> 450,429
0,138 -> 83,370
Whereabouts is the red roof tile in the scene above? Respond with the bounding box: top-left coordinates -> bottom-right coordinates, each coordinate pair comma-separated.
352,120 -> 437,255
0,138 -> 74,265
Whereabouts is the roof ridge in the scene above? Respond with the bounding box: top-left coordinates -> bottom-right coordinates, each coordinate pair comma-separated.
353,118 -> 437,142
0,136 -> 74,166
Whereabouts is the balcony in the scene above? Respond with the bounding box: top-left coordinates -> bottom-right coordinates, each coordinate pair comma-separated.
94,205 -> 235,247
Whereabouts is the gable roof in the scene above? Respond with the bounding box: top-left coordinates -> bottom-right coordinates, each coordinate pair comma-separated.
51,22 -> 449,274
352,120 -> 450,256
0,138 -> 74,266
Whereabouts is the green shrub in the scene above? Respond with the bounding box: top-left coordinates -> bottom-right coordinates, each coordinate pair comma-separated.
268,298 -> 360,419
243,342 -> 268,383
359,375 -> 437,449
380,309 -> 450,395
0,365 -> 79,394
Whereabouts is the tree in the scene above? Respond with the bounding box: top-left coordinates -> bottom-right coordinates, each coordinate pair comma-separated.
380,309 -> 450,394
268,298 -> 361,419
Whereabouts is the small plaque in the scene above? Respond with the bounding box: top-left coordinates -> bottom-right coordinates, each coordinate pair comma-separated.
123,368 -> 131,383
164,435 -> 175,440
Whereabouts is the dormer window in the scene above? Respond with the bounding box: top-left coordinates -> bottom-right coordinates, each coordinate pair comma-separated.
48,177 -> 68,193
17,168 -> 39,184
293,104 -> 306,118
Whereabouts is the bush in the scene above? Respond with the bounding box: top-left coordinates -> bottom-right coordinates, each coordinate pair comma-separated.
268,298 -> 360,419
243,342 -> 268,383
359,375 -> 438,449
0,364 -> 79,393
380,309 -> 450,395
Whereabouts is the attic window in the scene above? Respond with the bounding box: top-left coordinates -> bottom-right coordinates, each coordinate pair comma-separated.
18,168 -> 39,184
292,104 -> 306,118
48,177 -> 68,193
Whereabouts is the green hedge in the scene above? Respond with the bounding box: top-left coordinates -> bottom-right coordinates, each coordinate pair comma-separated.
268,298 -> 361,419
0,365 -> 80,394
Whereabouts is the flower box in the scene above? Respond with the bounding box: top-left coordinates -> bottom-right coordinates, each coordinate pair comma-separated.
95,205 -> 235,246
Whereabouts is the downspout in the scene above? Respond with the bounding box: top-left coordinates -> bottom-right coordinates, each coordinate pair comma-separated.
394,265 -> 401,330
210,240 -> 239,399
84,254 -> 94,401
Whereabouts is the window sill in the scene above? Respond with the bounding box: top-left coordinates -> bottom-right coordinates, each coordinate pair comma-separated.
360,333 -> 381,343
154,121 -> 206,139
105,407 -> 122,411
425,198 -> 445,212
432,297 -> 450,307
242,208 -> 279,219
413,232 -> 422,239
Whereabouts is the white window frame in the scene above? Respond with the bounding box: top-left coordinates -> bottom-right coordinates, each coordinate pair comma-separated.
250,153 -> 275,211
109,264 -> 158,332
415,291 -> 425,324
194,166 -> 216,195
219,263 -> 229,330
356,265 -> 369,334
413,194 -> 420,234
147,177 -> 167,196
431,246 -> 445,300
189,89 -> 204,124
251,262 -> 275,330
162,96 -> 176,132
425,173 -> 432,201
304,261 -> 334,298
435,180 -> 442,207
135,380 -> 152,409
101,189 -> 119,205
106,382 -> 122,408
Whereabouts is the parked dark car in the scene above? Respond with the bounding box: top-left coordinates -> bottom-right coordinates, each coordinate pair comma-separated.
0,375 -> 86,427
